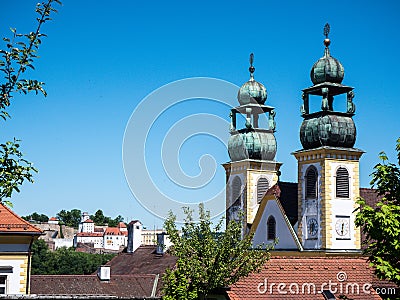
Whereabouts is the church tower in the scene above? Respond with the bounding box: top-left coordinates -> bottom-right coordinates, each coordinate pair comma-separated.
293,24 -> 363,250
223,54 -> 282,231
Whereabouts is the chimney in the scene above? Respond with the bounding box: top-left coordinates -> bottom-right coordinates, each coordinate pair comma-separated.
97,265 -> 110,281
127,220 -> 142,253
156,232 -> 167,255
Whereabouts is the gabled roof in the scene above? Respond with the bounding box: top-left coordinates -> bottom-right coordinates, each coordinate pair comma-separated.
83,219 -> 94,223
129,220 -> 141,225
104,227 -> 127,236
49,217 -> 58,221
31,274 -> 159,298
251,184 -> 302,251
0,203 -> 42,235
76,232 -> 103,237
106,246 -> 177,275
118,221 -> 127,228
229,256 -> 384,299
105,246 -> 177,297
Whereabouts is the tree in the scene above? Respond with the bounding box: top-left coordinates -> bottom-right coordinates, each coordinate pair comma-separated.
162,204 -> 271,300
90,210 -> 124,227
31,239 -> 115,275
91,209 -> 105,225
31,239 -> 51,274
355,138 -> 400,286
107,215 -> 124,227
0,0 -> 61,207
57,209 -> 81,228
22,211 -> 49,222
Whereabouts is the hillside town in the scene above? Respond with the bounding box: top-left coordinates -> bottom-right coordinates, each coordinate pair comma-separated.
33,211 -> 168,253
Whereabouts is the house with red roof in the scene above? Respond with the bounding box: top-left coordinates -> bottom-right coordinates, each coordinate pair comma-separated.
47,217 -> 59,225
0,202 -> 42,295
74,212 -> 130,251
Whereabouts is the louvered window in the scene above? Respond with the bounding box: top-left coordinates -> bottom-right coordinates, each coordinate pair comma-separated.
267,216 -> 276,240
305,166 -> 318,199
336,167 -> 349,198
232,176 -> 242,203
0,276 -> 6,294
257,178 -> 269,204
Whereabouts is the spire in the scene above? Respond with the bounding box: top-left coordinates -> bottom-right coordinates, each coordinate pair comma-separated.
237,53 -> 267,105
323,23 -> 331,57
310,23 -> 344,85
249,53 -> 255,81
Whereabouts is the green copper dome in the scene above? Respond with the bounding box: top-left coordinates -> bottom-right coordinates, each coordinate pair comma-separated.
237,78 -> 267,105
310,26 -> 344,85
300,114 -> 356,149
228,130 -> 276,161
237,53 -> 267,105
310,47 -> 344,85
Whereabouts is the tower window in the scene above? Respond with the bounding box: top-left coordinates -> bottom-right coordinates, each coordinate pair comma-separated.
267,216 -> 276,240
305,166 -> 318,199
0,276 -> 6,294
336,167 -> 349,198
257,177 -> 269,204
232,176 -> 242,203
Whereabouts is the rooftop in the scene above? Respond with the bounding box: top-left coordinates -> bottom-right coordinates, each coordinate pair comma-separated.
0,203 -> 42,234
229,256 -> 388,299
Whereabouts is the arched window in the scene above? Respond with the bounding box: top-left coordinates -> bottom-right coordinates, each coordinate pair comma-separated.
267,216 -> 276,240
305,166 -> 318,199
232,176 -> 242,203
257,177 -> 269,204
336,167 -> 349,198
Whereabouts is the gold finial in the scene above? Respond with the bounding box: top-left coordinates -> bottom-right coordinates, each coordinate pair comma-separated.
324,23 -> 331,47
249,53 -> 255,78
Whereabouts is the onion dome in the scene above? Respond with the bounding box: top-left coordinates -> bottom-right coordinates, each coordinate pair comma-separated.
300,115 -> 356,149
237,53 -> 267,105
228,130 -> 276,161
310,24 -> 344,85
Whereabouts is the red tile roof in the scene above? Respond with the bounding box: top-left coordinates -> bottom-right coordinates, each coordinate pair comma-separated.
0,203 -> 42,234
118,222 -> 127,228
49,217 -> 58,221
104,227 -> 127,236
76,232 -> 103,237
229,256 -> 385,299
31,274 -> 158,298
83,219 -> 94,223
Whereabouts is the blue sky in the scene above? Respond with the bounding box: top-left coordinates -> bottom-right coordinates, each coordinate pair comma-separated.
1,0 -> 399,227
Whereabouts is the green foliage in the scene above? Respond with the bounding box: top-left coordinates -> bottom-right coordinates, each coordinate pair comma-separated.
57,209 -> 81,228
162,203 -> 271,299
0,139 -> 37,207
90,209 -> 124,227
91,209 -> 105,225
0,0 -> 61,118
22,211 -> 49,222
163,267 -> 198,300
355,137 -> 400,286
0,0 -> 61,207
31,239 -> 115,275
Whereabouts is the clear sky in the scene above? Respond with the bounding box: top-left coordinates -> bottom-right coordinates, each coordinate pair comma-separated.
1,0 -> 399,227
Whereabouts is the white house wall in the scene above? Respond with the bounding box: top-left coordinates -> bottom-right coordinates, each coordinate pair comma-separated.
0,257 -> 25,294
252,199 -> 298,250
